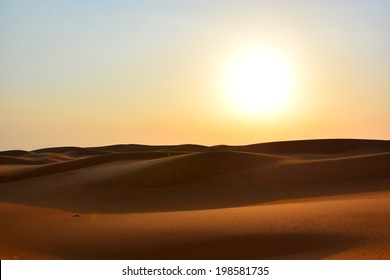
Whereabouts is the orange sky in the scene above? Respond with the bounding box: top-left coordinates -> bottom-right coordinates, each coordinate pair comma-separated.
1,1 -> 389,150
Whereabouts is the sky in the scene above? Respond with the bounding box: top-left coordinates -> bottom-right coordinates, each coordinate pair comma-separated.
1,0 -> 389,150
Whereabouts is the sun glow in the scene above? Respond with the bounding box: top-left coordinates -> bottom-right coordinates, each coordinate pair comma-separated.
224,48 -> 295,117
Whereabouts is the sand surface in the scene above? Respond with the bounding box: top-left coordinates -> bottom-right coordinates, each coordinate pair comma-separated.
0,139 -> 389,259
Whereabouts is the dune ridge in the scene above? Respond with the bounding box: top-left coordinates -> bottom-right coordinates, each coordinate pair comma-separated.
235,138 -> 390,154
24,138 -> 390,156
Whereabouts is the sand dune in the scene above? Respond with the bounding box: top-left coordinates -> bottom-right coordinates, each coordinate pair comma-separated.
0,153 -> 74,165
0,139 -> 389,259
124,151 -> 288,188
28,139 -> 390,157
0,156 -> 35,165
32,146 -> 110,157
88,143 -> 212,153
0,150 -> 32,157
1,192 -> 390,260
236,138 -> 390,155
0,151 -> 186,183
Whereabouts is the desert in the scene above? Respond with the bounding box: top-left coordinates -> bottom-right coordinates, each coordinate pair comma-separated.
0,138 -> 389,259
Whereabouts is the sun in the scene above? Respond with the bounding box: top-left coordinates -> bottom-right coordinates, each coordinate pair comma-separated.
224,48 -> 294,117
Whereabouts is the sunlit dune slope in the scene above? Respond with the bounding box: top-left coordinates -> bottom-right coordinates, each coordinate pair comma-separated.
1,192 -> 390,260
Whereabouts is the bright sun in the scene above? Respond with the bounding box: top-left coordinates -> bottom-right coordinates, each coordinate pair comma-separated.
224,48 -> 294,116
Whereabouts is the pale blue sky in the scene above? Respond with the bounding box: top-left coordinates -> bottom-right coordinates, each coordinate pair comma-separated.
1,0 -> 389,150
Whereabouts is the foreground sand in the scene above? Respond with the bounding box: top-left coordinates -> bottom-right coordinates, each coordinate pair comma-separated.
0,139 -> 389,259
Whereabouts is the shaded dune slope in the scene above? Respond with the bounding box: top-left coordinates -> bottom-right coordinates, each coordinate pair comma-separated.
125,151 -> 287,188
121,152 -> 390,189
246,152 -> 390,186
0,151 -> 186,183
0,150 -> 32,157
33,146 -> 110,157
0,156 -> 36,165
0,153 -> 74,165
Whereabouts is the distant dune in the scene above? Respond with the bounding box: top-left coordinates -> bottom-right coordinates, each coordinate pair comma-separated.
0,139 -> 390,259
236,139 -> 390,154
